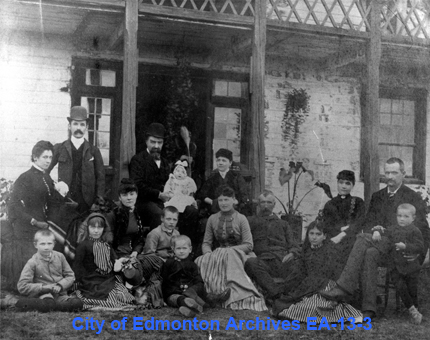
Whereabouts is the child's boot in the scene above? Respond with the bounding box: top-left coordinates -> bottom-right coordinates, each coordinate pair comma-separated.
179,306 -> 196,318
183,288 -> 207,308
409,305 -> 422,325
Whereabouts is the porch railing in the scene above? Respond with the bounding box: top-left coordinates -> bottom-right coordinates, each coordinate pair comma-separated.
142,0 -> 430,41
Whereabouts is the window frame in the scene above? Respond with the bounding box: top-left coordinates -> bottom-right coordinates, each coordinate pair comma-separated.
377,87 -> 427,184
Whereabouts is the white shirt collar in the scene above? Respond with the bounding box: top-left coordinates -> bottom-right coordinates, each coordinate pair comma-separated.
71,136 -> 85,149
219,169 -> 229,179
32,163 -> 45,173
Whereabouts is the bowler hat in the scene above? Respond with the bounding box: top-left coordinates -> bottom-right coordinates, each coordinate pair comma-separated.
67,106 -> 89,122
146,123 -> 165,139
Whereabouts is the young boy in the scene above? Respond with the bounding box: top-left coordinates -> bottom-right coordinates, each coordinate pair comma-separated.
197,148 -> 249,214
15,230 -> 82,312
161,235 -> 205,317
143,206 -> 180,259
387,203 -> 424,325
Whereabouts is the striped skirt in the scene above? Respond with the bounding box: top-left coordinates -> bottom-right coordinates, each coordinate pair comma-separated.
277,280 -> 363,323
76,275 -> 136,311
195,248 -> 267,312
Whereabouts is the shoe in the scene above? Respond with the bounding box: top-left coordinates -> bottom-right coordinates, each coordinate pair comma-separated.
319,286 -> 349,302
207,288 -> 232,305
183,289 -> 207,308
362,310 -> 376,320
409,306 -> 422,325
0,295 -> 18,309
179,306 -> 196,318
183,298 -> 203,313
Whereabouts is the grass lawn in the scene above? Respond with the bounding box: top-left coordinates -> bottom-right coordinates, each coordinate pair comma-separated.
1,270 -> 429,340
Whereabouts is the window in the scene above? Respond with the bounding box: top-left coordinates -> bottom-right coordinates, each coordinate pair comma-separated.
378,88 -> 427,182
80,97 -> 111,165
71,58 -> 123,197
207,78 -> 249,173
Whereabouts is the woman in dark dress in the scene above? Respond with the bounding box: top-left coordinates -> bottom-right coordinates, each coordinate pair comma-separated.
105,178 -> 164,308
322,170 -> 365,277
3,141 -> 62,290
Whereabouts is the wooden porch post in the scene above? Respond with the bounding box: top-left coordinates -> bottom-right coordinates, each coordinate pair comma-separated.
362,0 -> 381,206
250,0 -> 267,197
119,0 -> 139,181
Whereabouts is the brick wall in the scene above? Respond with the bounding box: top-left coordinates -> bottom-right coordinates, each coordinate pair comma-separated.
263,62 -> 365,229
0,31 -> 73,181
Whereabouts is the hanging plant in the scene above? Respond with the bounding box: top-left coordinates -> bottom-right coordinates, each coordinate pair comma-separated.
282,88 -> 310,151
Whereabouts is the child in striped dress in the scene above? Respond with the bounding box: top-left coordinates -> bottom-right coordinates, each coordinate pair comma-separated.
73,213 -> 136,310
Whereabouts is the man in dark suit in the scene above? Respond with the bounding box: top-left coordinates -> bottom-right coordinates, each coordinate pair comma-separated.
48,106 -> 105,214
320,157 -> 429,320
129,123 -> 171,230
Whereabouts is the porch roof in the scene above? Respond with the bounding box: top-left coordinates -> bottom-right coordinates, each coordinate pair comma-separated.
2,0 -> 429,69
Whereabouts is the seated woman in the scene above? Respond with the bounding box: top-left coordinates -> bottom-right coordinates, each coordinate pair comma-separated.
272,221 -> 362,323
4,141 -> 65,290
73,213 -> 135,310
195,185 -> 267,311
322,170 -> 365,277
197,148 -> 249,215
106,178 -> 164,308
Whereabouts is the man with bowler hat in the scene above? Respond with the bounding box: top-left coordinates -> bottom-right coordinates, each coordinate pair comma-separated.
48,106 -> 105,214
130,123 -> 200,248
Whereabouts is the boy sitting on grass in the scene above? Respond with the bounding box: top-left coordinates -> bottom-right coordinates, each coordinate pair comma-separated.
161,235 -> 230,317
7,230 -> 82,312
161,235 -> 205,317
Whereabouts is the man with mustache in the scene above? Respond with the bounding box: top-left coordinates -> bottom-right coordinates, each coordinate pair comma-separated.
244,190 -> 301,301
129,123 -> 174,230
320,157 -> 429,320
48,106 -> 105,213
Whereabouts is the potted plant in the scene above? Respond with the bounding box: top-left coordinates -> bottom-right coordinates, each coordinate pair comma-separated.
276,162 -> 332,242
282,88 -> 310,153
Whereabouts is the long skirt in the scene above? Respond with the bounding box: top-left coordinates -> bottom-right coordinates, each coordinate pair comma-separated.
195,248 -> 267,311
1,238 -> 36,291
135,253 -> 164,308
75,274 -> 135,311
277,280 -> 362,323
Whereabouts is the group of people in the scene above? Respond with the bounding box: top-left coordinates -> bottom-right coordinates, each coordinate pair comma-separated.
1,106 -> 429,326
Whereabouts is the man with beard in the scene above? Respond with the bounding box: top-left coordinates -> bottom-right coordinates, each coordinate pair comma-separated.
320,157 -> 429,320
244,190 -> 301,300
48,106 -> 105,214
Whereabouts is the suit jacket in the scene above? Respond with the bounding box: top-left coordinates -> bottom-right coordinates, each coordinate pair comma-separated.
387,223 -> 424,275
248,214 -> 301,261
129,150 -> 171,204
161,256 -> 204,298
48,139 -> 105,206
364,185 -> 429,262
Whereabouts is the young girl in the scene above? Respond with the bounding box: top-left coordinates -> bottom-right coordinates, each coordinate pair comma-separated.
273,221 -> 362,323
73,213 -> 136,310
